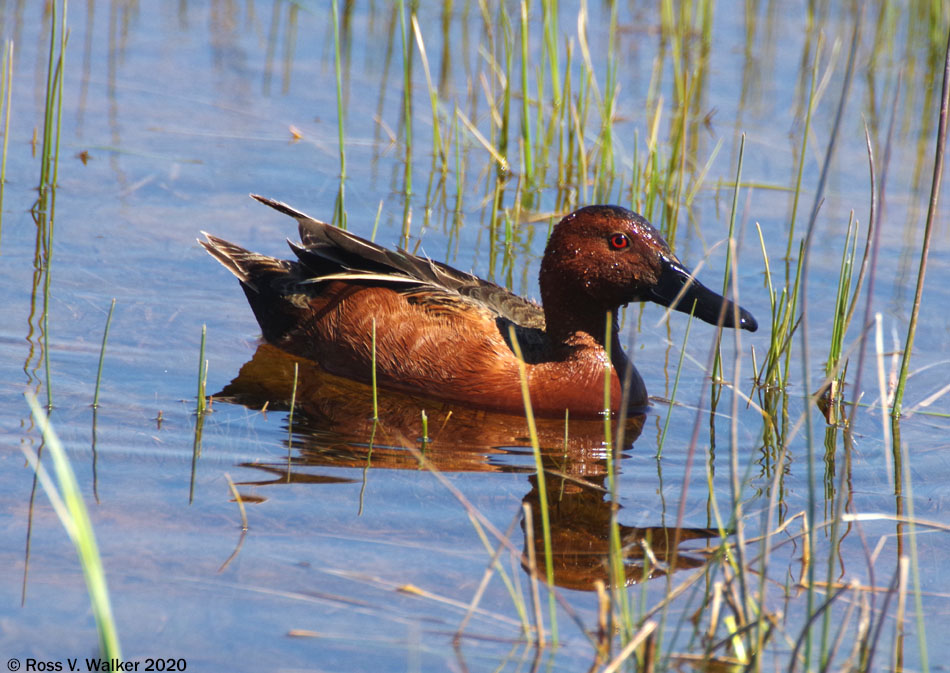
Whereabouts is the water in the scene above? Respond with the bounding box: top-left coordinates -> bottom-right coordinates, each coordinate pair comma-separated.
1,2 -> 949,671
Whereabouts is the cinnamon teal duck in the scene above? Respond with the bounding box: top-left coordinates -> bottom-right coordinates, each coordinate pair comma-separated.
201,196 -> 757,418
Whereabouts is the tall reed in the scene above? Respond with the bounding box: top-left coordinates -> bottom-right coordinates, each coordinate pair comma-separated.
892,28 -> 950,418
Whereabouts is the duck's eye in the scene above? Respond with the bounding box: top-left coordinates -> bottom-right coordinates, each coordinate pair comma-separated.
608,233 -> 630,250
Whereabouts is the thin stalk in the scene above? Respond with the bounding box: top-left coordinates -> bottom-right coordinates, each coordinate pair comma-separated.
398,0 -> 413,218
897,430 -> 929,673
196,325 -> 207,416
371,318 -> 378,421
521,503 -> 545,645
331,0 -> 347,229
43,261 -> 53,411
658,311 -> 694,456
420,410 -> 429,449
38,1 -> 59,191
892,27 -> 950,416
411,14 -> 446,171
38,2 -> 68,411
603,312 -> 632,637
797,19 -> 860,668
541,0 -> 560,106
712,133 -> 746,393
848,79 -> 899,431
224,473 -> 248,532
0,41 -> 13,246
288,362 -> 299,440
786,35 -> 821,270
370,199 -> 383,242
455,509 -> 532,641
594,1 -> 618,204
50,18 -> 67,191
519,0 -> 534,198
507,324 -> 557,646
92,299 -> 116,409
498,2 -> 512,178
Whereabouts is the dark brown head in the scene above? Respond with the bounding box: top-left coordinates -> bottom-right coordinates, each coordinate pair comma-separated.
539,205 -> 757,340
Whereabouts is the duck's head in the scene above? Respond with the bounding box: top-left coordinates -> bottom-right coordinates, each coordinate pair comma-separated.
539,205 -> 758,336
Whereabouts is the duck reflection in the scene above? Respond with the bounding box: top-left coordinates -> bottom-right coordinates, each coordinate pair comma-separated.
217,343 -> 719,589
522,468 -> 716,589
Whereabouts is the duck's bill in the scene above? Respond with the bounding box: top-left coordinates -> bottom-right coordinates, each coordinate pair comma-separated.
648,257 -> 758,332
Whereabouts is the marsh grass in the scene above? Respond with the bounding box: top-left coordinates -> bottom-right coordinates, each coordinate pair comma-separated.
30,0 -> 68,412
151,3 -> 950,671
36,0 -> 67,198
302,4 -> 945,671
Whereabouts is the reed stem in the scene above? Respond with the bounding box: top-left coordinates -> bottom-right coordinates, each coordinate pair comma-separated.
892,28 -> 950,417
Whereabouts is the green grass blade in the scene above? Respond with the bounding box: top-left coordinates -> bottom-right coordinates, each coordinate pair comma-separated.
892,28 -> 950,417
92,299 -> 116,409
332,0 -> 347,229
507,323 -> 557,646
24,393 -> 122,661
0,40 -> 13,247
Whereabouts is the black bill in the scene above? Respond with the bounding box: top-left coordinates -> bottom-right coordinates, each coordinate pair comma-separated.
648,257 -> 758,332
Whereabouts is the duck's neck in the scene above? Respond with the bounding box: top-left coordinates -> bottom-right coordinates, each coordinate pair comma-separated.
542,295 -> 627,362
546,301 -> 642,398
547,304 -> 612,346
541,288 -> 646,407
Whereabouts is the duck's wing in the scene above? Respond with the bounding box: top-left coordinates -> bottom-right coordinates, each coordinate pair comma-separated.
251,194 -> 545,330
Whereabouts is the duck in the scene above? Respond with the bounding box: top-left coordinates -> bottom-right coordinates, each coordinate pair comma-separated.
200,195 -> 757,418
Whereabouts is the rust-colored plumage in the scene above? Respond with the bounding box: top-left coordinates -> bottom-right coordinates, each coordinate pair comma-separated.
201,196 -> 757,418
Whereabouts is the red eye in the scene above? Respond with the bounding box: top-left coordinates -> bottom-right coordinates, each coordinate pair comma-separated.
609,233 -> 630,250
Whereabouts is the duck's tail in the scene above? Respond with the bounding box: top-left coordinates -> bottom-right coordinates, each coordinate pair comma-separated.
198,233 -> 291,289
199,233 -> 304,344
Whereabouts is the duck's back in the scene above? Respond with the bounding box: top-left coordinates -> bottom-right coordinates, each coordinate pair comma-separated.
200,199 -> 559,411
